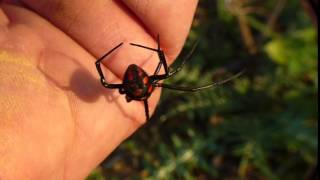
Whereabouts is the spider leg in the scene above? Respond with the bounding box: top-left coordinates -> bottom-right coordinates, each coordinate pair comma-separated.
153,39 -> 199,82
151,39 -> 199,81
155,69 -> 245,92
130,37 -> 200,81
153,35 -> 165,75
153,62 -> 163,75
143,99 -> 150,121
166,39 -> 199,78
95,43 -> 124,89
130,35 -> 169,77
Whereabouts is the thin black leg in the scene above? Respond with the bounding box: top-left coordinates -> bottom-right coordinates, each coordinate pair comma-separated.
153,62 -> 162,75
155,69 -> 245,92
153,35 -> 164,75
130,37 -> 199,81
155,35 -> 169,76
143,100 -> 150,121
130,35 -> 169,77
152,39 -> 199,81
165,40 -> 199,78
95,43 -> 123,89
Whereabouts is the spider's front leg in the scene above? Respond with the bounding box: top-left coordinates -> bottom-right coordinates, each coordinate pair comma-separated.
154,39 -> 199,80
143,100 -> 150,121
130,35 -> 170,79
130,35 -> 198,81
95,43 -> 123,89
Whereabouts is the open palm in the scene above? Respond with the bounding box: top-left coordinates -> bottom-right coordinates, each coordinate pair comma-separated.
0,1 -> 197,179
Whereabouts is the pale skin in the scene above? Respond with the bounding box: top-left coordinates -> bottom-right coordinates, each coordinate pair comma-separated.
0,0 -> 198,179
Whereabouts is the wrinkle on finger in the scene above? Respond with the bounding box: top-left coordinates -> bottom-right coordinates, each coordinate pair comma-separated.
0,7 -> 10,26
1,5 -> 46,63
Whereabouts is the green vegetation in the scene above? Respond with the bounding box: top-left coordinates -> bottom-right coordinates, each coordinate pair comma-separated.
89,0 -> 318,179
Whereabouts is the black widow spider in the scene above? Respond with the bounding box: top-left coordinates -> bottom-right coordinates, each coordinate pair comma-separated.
95,35 -> 243,121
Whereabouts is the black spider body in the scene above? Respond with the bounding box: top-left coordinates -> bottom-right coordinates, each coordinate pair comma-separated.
95,36 -> 243,121
122,64 -> 154,102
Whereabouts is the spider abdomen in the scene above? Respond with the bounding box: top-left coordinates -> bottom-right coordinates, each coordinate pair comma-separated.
123,64 -> 154,100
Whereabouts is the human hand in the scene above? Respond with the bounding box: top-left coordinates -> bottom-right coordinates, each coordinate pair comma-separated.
0,0 -> 198,179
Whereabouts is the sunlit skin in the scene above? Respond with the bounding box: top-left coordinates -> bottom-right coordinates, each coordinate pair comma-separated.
0,0 -> 198,179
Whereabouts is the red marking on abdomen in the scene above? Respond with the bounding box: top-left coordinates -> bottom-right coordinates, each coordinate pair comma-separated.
148,85 -> 153,93
128,72 -> 134,80
143,77 -> 148,84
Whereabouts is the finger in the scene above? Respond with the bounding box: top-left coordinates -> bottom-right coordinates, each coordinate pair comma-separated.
18,0 -> 197,78
18,0 -> 157,77
122,0 -> 199,59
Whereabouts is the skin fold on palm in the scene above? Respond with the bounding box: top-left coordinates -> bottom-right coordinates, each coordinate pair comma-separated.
0,1 -> 198,179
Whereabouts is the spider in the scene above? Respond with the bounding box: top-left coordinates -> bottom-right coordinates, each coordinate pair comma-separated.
95,36 -> 243,121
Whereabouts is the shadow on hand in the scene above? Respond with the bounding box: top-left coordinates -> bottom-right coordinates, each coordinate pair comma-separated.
37,50 -> 141,122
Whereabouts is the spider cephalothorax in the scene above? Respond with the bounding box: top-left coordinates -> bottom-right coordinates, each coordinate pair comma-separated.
95,36 -> 243,121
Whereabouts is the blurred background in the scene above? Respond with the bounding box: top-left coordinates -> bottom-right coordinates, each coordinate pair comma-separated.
88,0 -> 318,179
